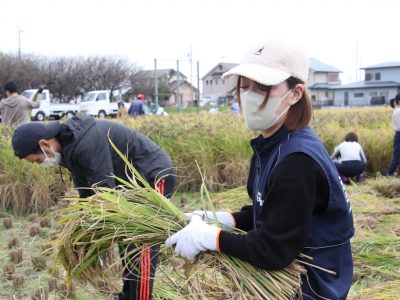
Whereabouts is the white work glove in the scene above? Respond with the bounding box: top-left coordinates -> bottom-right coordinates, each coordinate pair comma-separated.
185,210 -> 236,231
165,215 -> 221,261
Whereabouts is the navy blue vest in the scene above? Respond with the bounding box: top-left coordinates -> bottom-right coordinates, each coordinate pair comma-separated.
251,126 -> 354,300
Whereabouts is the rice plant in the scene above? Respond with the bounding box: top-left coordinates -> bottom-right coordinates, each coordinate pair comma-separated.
48,277 -> 58,291
7,238 -> 19,249
350,280 -> 400,300
31,286 -> 49,300
352,232 -> 400,279
118,113 -> 254,192
41,243 -> 53,256
39,216 -> 52,228
115,108 -> 396,192
31,256 -> 47,271
11,274 -> 25,288
9,250 -> 23,264
3,264 -> 15,280
211,185 -> 249,211
29,224 -> 41,237
28,214 -> 38,222
0,125 -> 71,213
3,217 -> 13,229
53,140 -> 306,299
58,282 -> 76,298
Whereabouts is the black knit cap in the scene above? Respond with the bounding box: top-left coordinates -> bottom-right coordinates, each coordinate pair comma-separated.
12,122 -> 61,158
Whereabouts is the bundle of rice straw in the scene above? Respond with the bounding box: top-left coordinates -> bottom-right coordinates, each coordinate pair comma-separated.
53,141 -> 306,299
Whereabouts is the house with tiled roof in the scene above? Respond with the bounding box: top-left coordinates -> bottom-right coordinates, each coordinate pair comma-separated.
307,58 -> 341,105
201,63 -> 238,104
168,80 -> 199,107
331,62 -> 400,106
131,69 -> 198,106
202,59 -> 341,105
202,59 -> 400,107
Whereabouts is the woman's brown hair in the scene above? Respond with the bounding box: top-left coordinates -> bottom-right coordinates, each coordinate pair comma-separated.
344,132 -> 358,142
284,77 -> 312,130
236,76 -> 312,130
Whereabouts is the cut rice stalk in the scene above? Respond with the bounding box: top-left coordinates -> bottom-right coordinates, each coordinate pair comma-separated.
52,138 -> 306,299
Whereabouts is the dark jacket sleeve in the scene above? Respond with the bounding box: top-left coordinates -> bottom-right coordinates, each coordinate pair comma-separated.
219,153 -> 328,270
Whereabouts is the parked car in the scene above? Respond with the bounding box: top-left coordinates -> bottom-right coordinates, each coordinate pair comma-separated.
370,96 -> 385,106
22,89 -> 79,121
79,90 -> 124,118
199,97 -> 217,107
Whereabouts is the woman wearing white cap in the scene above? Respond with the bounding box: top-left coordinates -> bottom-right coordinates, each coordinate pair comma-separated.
165,40 -> 354,299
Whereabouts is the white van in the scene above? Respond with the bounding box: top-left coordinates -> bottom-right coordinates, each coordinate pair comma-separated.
79,90 -> 120,118
22,89 -> 79,121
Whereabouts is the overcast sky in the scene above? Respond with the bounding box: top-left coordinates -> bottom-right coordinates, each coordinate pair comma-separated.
1,0 -> 399,87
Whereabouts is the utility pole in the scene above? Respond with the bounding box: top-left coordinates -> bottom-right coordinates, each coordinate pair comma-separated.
177,60 -> 180,113
154,58 -> 159,107
197,60 -> 200,113
189,44 -> 193,104
355,42 -> 359,82
18,28 -> 25,61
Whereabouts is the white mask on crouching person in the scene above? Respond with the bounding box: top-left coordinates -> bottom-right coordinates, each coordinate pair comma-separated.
40,146 -> 61,167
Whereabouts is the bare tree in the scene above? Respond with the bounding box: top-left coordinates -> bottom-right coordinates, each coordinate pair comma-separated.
0,52 -> 139,102
0,53 -> 44,94
78,56 -> 135,96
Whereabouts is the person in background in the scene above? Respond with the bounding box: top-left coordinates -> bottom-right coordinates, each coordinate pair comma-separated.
231,101 -> 240,115
117,100 -> 128,118
0,81 -> 42,129
389,98 -> 395,109
11,115 -> 176,300
208,107 -> 219,115
128,93 -> 145,117
331,132 -> 367,184
387,94 -> 400,176
156,106 -> 168,116
165,39 -> 354,300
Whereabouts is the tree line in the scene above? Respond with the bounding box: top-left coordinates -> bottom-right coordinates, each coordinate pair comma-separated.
0,52 -> 140,103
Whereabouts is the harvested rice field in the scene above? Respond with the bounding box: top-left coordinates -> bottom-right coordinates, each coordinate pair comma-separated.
1,177 -> 400,299
1,108 -> 400,299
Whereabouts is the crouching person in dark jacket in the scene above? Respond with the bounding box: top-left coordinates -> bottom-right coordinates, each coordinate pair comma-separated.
11,115 -> 176,300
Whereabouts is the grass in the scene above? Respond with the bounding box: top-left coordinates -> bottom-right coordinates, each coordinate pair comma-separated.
346,179 -> 400,299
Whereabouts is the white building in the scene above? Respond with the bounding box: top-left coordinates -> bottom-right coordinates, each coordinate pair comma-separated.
331,62 -> 400,106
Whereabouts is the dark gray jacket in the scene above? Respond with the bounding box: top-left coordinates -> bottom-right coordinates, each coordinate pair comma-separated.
59,115 -> 174,197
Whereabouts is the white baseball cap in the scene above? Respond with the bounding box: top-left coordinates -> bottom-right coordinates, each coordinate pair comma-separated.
222,40 -> 309,85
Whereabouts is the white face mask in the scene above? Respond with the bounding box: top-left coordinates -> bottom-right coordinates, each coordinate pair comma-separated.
240,89 -> 292,131
40,146 -> 61,167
